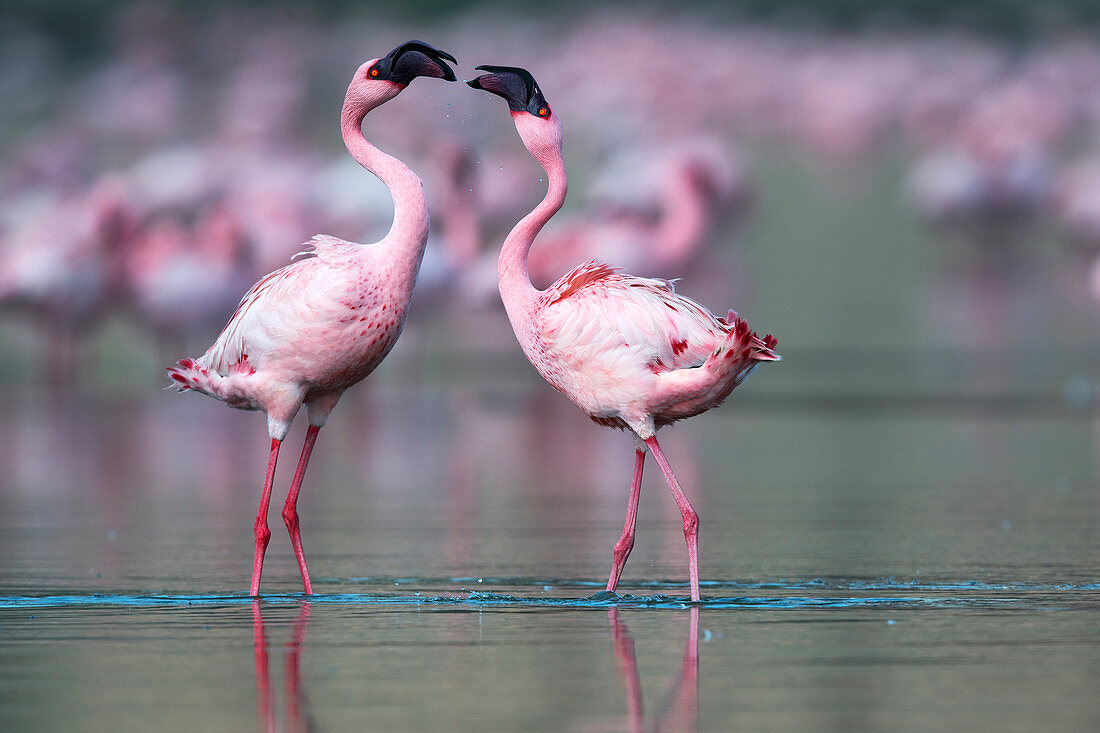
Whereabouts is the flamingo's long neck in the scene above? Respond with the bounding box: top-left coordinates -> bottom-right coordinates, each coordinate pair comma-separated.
653,169 -> 709,268
341,95 -> 429,292
499,113 -> 568,334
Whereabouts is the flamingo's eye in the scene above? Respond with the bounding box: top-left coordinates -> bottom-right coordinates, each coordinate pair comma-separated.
537,106 -> 549,117
369,66 -> 380,78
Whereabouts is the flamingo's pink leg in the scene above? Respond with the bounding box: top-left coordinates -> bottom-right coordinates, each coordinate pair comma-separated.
285,602 -> 312,725
251,439 -> 281,597
251,602 -> 275,731
651,606 -> 701,728
608,607 -> 644,733
283,425 -> 319,595
644,436 -> 701,602
679,605 -> 700,728
606,449 -> 646,593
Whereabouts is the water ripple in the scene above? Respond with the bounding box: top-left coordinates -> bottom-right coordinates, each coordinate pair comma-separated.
0,578 -> 1095,611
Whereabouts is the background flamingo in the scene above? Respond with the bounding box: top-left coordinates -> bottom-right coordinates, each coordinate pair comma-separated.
525,140 -> 750,288
468,65 -> 778,602
0,175 -> 138,383
166,41 -> 457,596
124,202 -> 255,358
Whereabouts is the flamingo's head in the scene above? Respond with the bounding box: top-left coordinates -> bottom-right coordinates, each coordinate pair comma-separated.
366,40 -> 457,86
467,65 -> 562,156
348,41 -> 456,111
467,66 -> 549,117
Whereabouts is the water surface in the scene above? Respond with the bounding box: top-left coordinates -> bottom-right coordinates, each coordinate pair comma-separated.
1,375 -> 1097,732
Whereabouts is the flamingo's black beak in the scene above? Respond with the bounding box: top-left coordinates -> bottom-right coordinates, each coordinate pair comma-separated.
467,65 -> 551,118
372,40 -> 457,84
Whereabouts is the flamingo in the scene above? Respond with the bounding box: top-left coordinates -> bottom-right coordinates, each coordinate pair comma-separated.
524,140 -> 750,289
125,202 -> 256,358
0,174 -> 138,383
166,41 -> 457,596
468,66 -> 779,602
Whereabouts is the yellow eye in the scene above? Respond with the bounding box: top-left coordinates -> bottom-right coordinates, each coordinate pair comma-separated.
538,106 -> 549,117
369,67 -> 380,78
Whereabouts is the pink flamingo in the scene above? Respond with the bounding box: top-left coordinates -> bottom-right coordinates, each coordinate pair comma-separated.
468,66 -> 779,602
0,175 -> 138,383
125,202 -> 256,357
524,141 -> 749,289
167,41 -> 457,596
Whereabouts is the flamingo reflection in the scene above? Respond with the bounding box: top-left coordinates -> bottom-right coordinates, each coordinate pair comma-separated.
252,601 -> 312,733
608,606 -> 700,733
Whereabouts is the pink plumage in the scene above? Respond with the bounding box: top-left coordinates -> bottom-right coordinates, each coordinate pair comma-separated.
538,260 -> 777,430
167,41 -> 457,596
469,65 -> 778,602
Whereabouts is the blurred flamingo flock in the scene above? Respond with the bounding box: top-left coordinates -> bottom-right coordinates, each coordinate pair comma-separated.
3,4 -> 1100,387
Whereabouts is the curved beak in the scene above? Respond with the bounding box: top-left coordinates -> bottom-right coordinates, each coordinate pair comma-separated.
467,65 -> 546,115
384,40 -> 458,83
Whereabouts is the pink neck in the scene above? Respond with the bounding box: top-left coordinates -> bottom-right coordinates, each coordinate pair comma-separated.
498,119 -> 568,329
341,96 -> 429,288
653,171 -> 708,268
438,146 -> 480,267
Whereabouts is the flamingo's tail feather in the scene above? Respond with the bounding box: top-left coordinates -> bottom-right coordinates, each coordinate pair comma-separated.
167,358 -> 217,394
715,316 -> 780,367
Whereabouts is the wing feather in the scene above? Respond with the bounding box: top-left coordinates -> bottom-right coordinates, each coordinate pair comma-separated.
201,236 -> 360,375
543,259 -> 620,304
540,267 -> 727,383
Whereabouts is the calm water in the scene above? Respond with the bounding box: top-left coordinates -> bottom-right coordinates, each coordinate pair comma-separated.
0,366 -> 1097,732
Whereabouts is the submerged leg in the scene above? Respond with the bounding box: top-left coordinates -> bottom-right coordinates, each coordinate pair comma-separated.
652,606 -> 700,730
606,449 -> 646,593
644,436 -> 701,602
608,608 -> 644,733
285,602 -> 312,726
282,425 -> 320,595
251,602 -> 275,731
251,439 -> 282,597
682,605 -> 699,727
